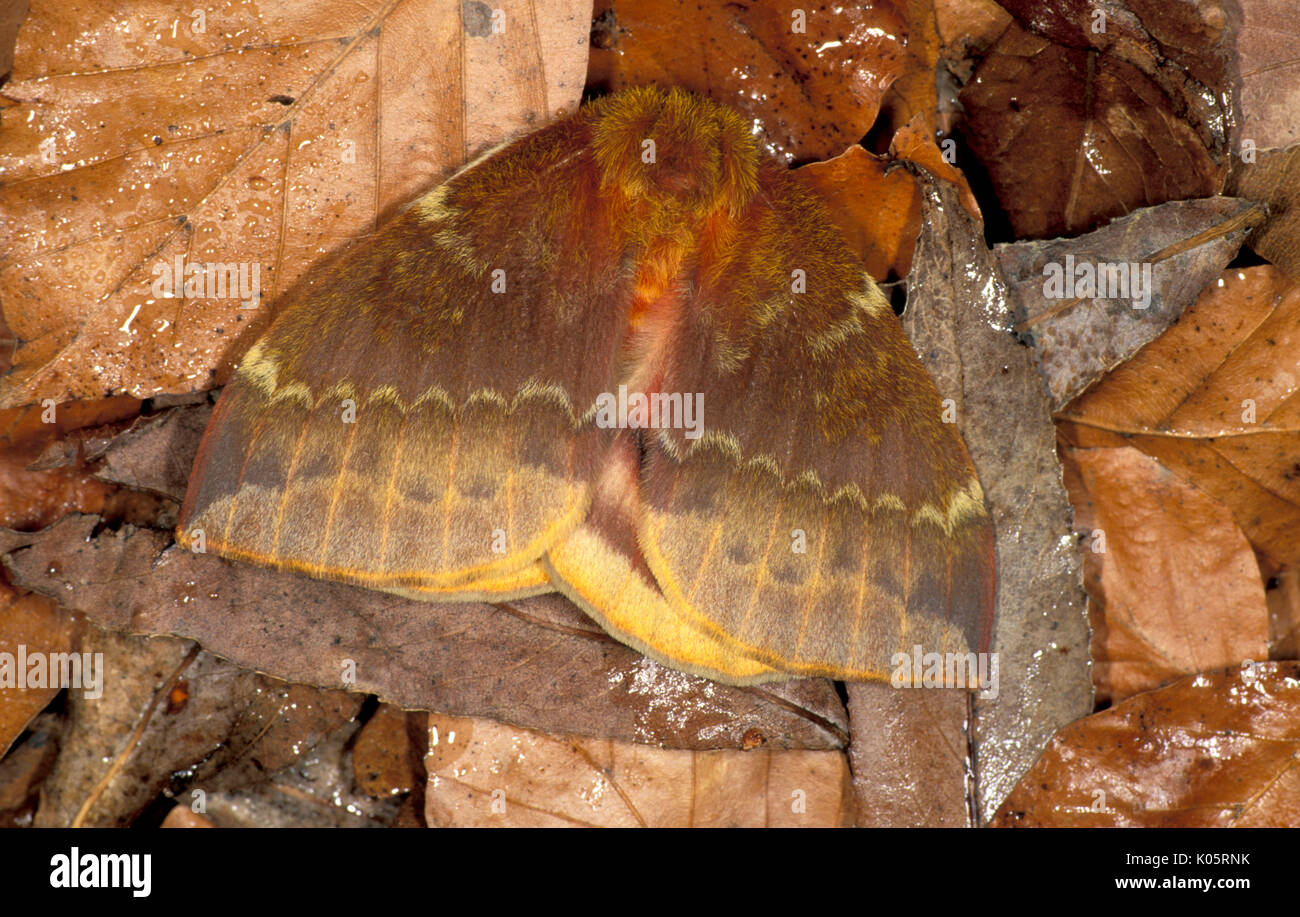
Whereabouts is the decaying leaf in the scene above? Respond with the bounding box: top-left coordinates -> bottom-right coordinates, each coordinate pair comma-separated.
353,703 -> 422,800
1225,0 -> 1300,153
996,197 -> 1262,407
958,11 -> 1228,240
1228,146 -> 1300,282
904,175 -> 1091,823
0,712 -> 58,828
846,683 -> 970,827
32,624 -> 361,827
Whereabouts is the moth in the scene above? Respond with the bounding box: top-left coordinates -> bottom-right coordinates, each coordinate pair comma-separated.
176,87 -> 995,686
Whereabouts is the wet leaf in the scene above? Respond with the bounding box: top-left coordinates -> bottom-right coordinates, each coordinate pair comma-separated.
198,717 -> 399,828
994,663 -> 1300,827
1062,445 -> 1269,704
0,398 -> 140,530
934,0 -> 1012,62
796,146 -> 923,281
31,624 -> 360,827
958,15 -> 1227,240
353,703 -> 421,799
1057,265 -> 1300,567
587,0 -> 910,164
903,175 -> 1091,822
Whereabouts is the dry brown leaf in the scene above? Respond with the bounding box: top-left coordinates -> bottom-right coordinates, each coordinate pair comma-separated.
1226,0 -> 1300,153
423,713 -> 853,827
994,662 -> 1300,827
1058,265 -> 1300,566
1062,445 -> 1269,704
0,0 -> 592,407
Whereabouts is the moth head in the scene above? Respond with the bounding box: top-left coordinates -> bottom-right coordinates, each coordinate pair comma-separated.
589,86 -> 760,221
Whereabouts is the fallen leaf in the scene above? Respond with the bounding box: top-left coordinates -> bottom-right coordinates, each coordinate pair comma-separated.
3,516 -> 850,751
1057,265 -> 1300,566
796,146 -> 923,281
90,400 -> 212,500
196,716 -> 400,827
903,175 -> 1091,823
0,0 -> 592,407
958,16 -> 1227,239
996,197 -> 1262,407
1264,558 -> 1300,659
887,112 -> 981,218
1062,445 -> 1269,704
353,703 -> 421,799
934,0 -> 1012,62
159,806 -> 215,828
0,589 -> 78,757
846,683 -> 970,826
587,0 -> 910,164
993,662 -> 1300,827
0,397 -> 140,529
32,625 -> 361,827
423,713 -> 852,827
0,712 -> 58,827
1227,146 -> 1300,281
1225,0 -> 1300,152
